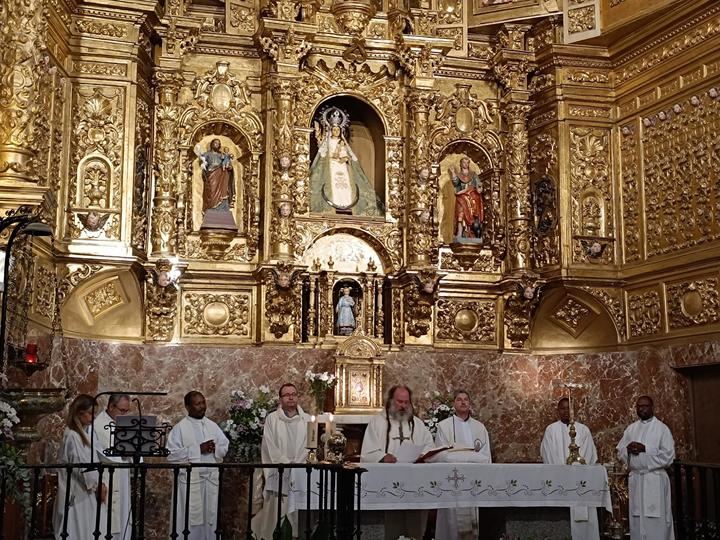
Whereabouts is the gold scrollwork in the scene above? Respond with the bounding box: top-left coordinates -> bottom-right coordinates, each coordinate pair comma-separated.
567,6 -> 595,34
627,289 -> 662,338
183,293 -> 251,336
404,271 -> 441,338
263,263 -> 303,340
436,298 -> 496,343
667,278 -> 720,329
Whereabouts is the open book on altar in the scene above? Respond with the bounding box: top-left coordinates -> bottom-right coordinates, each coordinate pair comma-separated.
395,443 -> 454,463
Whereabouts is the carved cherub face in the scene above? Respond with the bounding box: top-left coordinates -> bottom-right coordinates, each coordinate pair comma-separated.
279,155 -> 291,170
418,167 -> 430,182
523,286 -> 536,300
418,210 -> 431,224
86,212 -> 99,230
157,271 -> 171,288
277,273 -> 291,289
279,202 -> 292,217
422,280 -> 435,294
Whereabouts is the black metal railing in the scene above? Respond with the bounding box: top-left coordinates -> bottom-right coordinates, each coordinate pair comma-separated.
672,460 -> 720,540
0,462 -> 365,540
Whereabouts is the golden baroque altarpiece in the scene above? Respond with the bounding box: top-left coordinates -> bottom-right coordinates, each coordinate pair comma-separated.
0,0 -> 719,354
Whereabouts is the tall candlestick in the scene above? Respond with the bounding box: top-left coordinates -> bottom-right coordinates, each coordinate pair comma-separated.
325,413 -> 335,436
307,415 -> 318,449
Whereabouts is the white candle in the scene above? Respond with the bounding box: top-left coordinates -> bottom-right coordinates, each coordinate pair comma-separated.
325,413 -> 335,436
307,416 -> 318,449
569,395 -> 574,423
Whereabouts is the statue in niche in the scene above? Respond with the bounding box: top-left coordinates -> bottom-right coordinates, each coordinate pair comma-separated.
310,107 -> 384,217
450,157 -> 484,243
194,138 -> 237,230
335,287 -> 356,336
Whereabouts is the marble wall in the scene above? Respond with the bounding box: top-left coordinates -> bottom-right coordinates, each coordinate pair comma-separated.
13,337 -> 717,538
19,337 -> 716,464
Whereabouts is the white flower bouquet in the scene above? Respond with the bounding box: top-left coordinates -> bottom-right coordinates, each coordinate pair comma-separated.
422,391 -> 454,436
305,370 -> 337,412
0,399 -> 20,440
222,385 -> 276,461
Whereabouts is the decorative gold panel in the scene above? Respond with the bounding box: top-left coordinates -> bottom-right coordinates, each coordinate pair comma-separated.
334,335 -> 384,414
627,289 -> 663,339
549,296 -> 599,338
83,278 -> 126,321
182,292 -> 251,337
642,90 -> 720,259
667,277 -> 720,330
435,298 -> 496,344
620,122 -> 641,263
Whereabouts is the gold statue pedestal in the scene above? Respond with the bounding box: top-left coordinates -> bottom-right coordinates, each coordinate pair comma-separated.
200,228 -> 235,259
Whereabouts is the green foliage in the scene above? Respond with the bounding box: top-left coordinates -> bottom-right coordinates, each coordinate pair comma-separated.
0,442 -> 31,521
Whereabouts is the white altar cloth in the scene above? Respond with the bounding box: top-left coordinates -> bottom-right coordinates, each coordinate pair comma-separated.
285,463 -> 611,512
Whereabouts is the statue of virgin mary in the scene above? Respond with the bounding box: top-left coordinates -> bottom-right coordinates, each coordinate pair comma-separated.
309,107 -> 384,217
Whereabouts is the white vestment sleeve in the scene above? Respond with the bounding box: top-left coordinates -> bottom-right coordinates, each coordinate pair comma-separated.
616,426 -> 632,466
261,415 -> 287,464
634,424 -> 675,471
167,422 -> 201,463
540,425 -> 554,464
435,421 -> 450,447
476,423 -> 492,463
414,419 -> 435,453
212,421 -> 230,461
360,415 -> 386,462
65,432 -> 99,491
580,424 -> 598,465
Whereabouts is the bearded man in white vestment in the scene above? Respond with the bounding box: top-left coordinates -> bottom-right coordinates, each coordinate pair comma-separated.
93,394 -> 132,540
251,383 -> 308,540
617,395 -> 675,540
167,391 -> 229,540
540,397 -> 600,540
434,390 -> 492,540
361,385 -> 434,540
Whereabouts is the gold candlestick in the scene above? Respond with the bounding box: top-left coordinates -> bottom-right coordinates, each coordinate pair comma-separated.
566,421 -> 586,465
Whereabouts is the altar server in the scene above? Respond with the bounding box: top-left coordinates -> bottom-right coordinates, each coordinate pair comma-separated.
167,391 -> 229,540
541,397 -> 600,540
617,395 -> 675,540
434,390 -> 491,540
93,393 -> 132,540
54,394 -> 107,540
361,385 -> 434,539
251,383 -> 308,540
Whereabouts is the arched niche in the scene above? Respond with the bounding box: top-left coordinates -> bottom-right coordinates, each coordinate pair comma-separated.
309,95 -> 386,208
184,121 -> 252,235
60,269 -> 143,341
530,286 -> 620,351
436,140 -> 498,246
300,232 -> 385,274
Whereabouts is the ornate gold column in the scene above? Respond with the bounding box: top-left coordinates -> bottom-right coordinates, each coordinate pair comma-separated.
150,72 -> 183,256
493,24 -> 533,274
406,90 -> 437,268
269,79 -> 296,260
0,0 -> 49,205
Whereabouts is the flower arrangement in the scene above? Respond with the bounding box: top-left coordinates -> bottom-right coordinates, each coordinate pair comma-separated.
422,391 -> 454,436
222,385 -> 277,462
305,370 -> 337,413
0,399 -> 30,519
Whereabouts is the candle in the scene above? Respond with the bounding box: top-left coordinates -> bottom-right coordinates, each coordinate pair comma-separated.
306,416 -> 318,449
569,395 -> 574,423
24,343 -> 38,364
325,413 -> 335,436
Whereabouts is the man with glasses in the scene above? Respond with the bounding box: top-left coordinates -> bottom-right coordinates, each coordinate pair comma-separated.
93,394 -> 132,540
252,383 -> 309,539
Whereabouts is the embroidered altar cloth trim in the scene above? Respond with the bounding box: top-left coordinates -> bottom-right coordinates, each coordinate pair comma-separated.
287,463 -> 612,511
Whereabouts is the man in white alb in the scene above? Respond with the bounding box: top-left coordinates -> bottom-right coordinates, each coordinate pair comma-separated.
541,397 -> 600,540
251,383 -> 308,540
167,391 -> 229,540
434,389 -> 491,540
93,393 -> 133,540
617,395 -> 675,540
361,385 -> 434,540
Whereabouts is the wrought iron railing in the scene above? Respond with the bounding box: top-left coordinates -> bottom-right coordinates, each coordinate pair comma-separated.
672,460 -> 720,540
0,462 -> 365,540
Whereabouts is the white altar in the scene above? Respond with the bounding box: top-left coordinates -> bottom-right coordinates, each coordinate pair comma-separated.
287,463 -> 612,512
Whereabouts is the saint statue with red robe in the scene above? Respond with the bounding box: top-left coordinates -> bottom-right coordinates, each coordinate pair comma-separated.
451,157 -> 484,242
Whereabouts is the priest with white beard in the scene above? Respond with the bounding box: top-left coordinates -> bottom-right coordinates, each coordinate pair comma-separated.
540,397 -> 600,540
617,395 -> 675,540
361,385 -> 434,540
434,390 -> 492,540
251,383 -> 308,540
93,394 -> 132,540
167,391 -> 229,540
